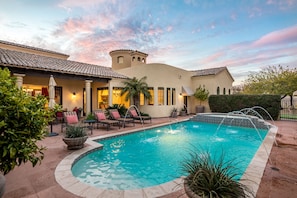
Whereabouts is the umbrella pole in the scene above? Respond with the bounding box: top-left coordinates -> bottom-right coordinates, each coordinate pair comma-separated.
48,121 -> 58,137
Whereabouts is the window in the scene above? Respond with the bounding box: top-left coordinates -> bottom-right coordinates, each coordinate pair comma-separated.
223,88 -> 226,95
55,87 -> 62,105
158,87 -> 164,105
142,58 -> 145,63
228,89 -> 231,95
166,88 -> 171,105
140,93 -> 144,106
132,57 -> 135,61
148,87 -> 154,105
217,87 -> 220,95
117,56 -> 124,63
172,88 -> 176,105
112,87 -> 129,108
97,88 -> 109,109
137,57 -> 141,61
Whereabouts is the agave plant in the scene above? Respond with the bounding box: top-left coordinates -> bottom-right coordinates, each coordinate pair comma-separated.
65,125 -> 87,138
181,149 -> 253,198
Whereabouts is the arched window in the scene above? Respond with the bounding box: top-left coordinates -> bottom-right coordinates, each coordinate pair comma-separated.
228,89 -> 231,95
223,88 -> 226,95
217,87 -> 220,95
117,56 -> 124,63
137,57 -> 141,61
142,58 -> 145,63
132,57 -> 135,61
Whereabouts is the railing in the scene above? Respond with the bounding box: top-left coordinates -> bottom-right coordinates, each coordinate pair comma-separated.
280,96 -> 297,121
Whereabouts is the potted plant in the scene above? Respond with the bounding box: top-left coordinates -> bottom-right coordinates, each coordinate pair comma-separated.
0,68 -> 53,196
171,108 -> 178,118
180,107 -> 187,116
182,149 -> 253,198
194,86 -> 209,113
63,125 -> 88,150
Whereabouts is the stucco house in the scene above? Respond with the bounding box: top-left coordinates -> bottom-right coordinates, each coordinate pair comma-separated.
0,40 -> 234,118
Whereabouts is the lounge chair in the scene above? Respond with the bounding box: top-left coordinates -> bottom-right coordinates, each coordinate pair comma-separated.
108,109 -> 135,127
93,109 -> 120,130
128,107 -> 152,124
62,111 -> 91,133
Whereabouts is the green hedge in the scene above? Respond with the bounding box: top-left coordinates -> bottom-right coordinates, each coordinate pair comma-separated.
208,95 -> 281,120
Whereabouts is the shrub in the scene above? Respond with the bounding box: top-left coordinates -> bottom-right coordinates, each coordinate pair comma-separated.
0,68 -> 53,174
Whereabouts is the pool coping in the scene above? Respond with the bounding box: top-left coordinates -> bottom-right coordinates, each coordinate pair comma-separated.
55,118 -> 277,198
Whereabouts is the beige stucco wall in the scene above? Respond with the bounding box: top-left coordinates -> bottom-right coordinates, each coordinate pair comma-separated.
191,69 -> 234,113
21,75 -> 110,115
115,63 -> 194,117
0,43 -> 69,59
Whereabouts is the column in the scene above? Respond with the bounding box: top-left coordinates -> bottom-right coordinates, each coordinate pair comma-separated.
85,80 -> 93,115
13,73 -> 26,89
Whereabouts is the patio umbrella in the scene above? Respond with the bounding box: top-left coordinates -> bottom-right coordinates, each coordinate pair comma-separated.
48,75 -> 57,108
48,75 -> 58,136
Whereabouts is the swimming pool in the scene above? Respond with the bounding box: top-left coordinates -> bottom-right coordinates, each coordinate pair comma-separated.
71,120 -> 268,190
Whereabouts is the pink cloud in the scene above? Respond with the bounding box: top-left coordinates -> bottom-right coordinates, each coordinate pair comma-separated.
199,51 -> 225,65
253,25 -> 297,47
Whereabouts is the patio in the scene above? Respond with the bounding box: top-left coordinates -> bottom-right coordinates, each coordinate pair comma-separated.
2,117 -> 297,198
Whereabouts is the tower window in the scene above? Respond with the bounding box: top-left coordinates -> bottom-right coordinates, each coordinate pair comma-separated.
117,56 -> 124,64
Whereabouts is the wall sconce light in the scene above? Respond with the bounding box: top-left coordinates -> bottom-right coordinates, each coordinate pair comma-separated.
180,93 -> 182,96
73,92 -> 76,96
72,92 -> 76,99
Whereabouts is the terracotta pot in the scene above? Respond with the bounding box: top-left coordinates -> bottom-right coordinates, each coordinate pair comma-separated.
63,136 -> 88,150
195,106 -> 205,113
184,179 -> 201,198
0,174 -> 5,198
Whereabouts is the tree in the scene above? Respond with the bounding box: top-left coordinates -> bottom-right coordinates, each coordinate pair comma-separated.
243,65 -> 297,107
0,68 -> 53,175
194,86 -> 209,105
121,76 -> 151,108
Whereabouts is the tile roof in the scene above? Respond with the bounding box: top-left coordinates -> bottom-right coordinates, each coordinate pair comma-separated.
0,48 -> 128,79
192,66 -> 227,77
0,40 -> 69,57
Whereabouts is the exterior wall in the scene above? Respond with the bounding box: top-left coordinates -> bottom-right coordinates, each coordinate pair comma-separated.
22,75 -> 110,114
0,42 -> 69,60
115,63 -> 193,117
191,70 -> 234,113
110,50 -> 148,70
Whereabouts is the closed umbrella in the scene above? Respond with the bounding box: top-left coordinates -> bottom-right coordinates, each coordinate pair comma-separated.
48,75 -> 58,136
48,75 -> 57,108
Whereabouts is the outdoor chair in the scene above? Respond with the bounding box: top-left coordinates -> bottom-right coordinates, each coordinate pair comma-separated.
62,111 -> 90,133
128,107 -> 152,124
108,109 -> 135,128
94,109 -> 120,130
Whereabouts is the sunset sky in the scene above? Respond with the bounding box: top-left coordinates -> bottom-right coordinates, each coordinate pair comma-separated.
0,0 -> 296,85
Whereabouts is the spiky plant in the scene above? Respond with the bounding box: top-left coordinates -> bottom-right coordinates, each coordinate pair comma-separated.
65,125 -> 87,138
182,149 -> 253,198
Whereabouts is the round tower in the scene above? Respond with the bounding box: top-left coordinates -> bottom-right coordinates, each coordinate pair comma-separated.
109,49 -> 148,70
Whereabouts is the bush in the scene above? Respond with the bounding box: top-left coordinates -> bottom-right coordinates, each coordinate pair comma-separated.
209,95 -> 281,120
0,68 -> 53,174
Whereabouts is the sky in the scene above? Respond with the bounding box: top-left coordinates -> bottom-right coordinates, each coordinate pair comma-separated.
0,0 -> 297,85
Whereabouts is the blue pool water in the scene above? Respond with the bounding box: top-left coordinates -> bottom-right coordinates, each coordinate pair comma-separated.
72,121 -> 268,190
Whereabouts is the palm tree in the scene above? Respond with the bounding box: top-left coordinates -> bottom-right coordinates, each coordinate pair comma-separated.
121,76 -> 151,108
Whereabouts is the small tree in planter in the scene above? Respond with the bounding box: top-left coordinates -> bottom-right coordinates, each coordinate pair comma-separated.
194,86 -> 209,113
0,68 -> 53,195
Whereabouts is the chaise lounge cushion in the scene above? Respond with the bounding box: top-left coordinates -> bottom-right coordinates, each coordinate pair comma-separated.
66,115 -> 78,124
95,112 -> 106,120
